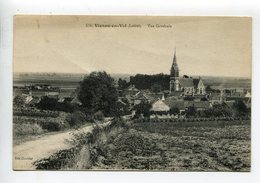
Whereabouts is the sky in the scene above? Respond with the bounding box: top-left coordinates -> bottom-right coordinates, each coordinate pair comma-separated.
14,16 -> 252,78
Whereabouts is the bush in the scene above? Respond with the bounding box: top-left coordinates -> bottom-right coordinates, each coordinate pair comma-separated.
41,121 -> 62,131
67,111 -> 87,128
13,95 -> 26,107
169,107 -> 180,115
14,123 -> 44,136
93,111 -> 105,121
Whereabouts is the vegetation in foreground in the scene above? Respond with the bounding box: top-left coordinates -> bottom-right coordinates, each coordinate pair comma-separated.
32,118 -> 250,171
91,121 -> 250,171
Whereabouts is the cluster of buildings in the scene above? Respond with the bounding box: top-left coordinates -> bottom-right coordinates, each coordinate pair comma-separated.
13,84 -> 81,106
119,50 -> 251,116
14,50 -> 251,117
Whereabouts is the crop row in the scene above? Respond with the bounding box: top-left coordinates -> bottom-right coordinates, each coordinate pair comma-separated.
33,148 -> 80,170
133,116 -> 250,124
13,107 -> 59,118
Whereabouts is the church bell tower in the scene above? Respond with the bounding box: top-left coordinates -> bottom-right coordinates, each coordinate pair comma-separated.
170,48 -> 179,78
170,49 -> 180,93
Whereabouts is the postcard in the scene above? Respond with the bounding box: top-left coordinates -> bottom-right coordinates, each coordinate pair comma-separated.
13,15 -> 251,171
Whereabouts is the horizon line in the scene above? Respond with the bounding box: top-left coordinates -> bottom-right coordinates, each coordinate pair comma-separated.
13,71 -> 251,79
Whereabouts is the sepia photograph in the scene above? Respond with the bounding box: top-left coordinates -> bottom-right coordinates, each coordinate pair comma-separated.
13,15 -> 251,171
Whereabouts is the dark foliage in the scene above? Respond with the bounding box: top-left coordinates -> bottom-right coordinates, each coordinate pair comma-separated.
133,101 -> 152,118
169,107 -> 180,115
93,111 -> 105,121
201,104 -> 233,117
13,95 -> 26,107
186,106 -> 197,118
78,71 -> 118,116
118,78 -> 129,90
36,96 -> 75,112
129,73 -> 170,90
233,101 -> 250,117
41,121 -> 62,131
183,96 -> 195,101
66,111 -> 87,128
37,97 -> 58,110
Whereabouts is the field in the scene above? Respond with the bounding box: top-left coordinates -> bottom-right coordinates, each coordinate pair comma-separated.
13,73 -> 251,90
13,107 -> 71,144
92,121 -> 251,171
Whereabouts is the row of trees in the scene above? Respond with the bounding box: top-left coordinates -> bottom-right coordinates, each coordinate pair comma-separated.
133,100 -> 250,119
118,73 -> 171,91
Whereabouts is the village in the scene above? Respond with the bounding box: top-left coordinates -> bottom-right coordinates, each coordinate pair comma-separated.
12,50 -> 252,171
13,50 -> 251,120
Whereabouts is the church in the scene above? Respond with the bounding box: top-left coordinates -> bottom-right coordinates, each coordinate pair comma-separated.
169,50 -> 206,96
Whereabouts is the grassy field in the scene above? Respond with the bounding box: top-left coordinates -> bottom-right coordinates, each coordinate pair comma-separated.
92,121 -> 250,171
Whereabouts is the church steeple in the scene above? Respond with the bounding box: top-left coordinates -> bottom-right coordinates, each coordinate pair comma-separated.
170,48 -> 179,78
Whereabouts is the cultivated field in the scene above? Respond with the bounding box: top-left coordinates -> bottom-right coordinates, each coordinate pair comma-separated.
92,121 -> 251,171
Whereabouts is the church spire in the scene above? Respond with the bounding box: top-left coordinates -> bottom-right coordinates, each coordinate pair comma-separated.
170,48 -> 179,78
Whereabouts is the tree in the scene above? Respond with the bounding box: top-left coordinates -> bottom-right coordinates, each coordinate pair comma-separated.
129,73 -> 170,90
78,71 -> 118,116
37,96 -> 58,110
203,103 -> 233,117
233,100 -> 250,117
169,107 -> 180,115
133,101 -> 152,118
186,106 -> 196,118
67,111 -> 87,128
206,85 -> 213,93
118,78 -> 129,90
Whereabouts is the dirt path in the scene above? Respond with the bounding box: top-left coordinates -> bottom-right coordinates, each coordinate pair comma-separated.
13,122 -> 110,170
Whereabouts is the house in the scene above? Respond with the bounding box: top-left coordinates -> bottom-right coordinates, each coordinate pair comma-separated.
208,92 -> 223,104
21,94 -> 33,104
70,96 -> 82,105
28,97 -> 41,106
150,97 -> 210,114
124,85 -> 139,96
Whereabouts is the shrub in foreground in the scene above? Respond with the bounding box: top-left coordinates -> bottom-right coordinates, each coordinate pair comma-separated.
14,123 -> 44,136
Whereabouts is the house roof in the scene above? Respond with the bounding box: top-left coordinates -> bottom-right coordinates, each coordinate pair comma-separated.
126,85 -> 139,92
224,101 -> 235,109
29,97 -> 41,105
164,99 -> 185,110
151,100 -> 170,111
244,91 -> 251,98
209,93 -> 221,100
134,91 -> 163,102
71,97 -> 82,105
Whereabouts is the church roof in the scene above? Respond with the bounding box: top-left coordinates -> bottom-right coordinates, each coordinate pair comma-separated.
178,78 -> 194,87
193,79 -> 200,88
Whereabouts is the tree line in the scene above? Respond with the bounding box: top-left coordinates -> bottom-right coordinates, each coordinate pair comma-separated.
118,73 -> 170,91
